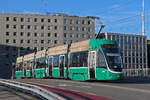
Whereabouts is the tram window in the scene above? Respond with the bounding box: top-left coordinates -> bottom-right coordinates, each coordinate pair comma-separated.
98,51 -> 107,68
48,57 -> 53,67
70,51 -> 88,67
35,57 -> 46,68
39,57 -> 46,67
53,55 -> 59,67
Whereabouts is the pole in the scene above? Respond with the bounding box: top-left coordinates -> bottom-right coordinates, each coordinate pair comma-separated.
142,0 -> 145,36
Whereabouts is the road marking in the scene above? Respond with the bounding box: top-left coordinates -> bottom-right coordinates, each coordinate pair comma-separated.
58,84 -> 72,87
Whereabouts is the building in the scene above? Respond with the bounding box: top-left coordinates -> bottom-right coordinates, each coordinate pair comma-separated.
101,32 -> 148,76
147,40 -> 150,69
0,13 -> 95,78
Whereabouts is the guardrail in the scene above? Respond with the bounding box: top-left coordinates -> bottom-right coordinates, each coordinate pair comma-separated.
123,68 -> 150,77
0,79 -> 65,100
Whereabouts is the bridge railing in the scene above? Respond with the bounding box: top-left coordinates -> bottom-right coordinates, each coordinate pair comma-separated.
0,79 -> 65,100
123,68 -> 150,77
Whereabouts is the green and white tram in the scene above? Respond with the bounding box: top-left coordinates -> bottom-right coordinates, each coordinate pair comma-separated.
15,39 -> 123,81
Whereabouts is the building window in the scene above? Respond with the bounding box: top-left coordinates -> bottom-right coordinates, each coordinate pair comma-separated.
70,33 -> 72,38
64,19 -> 66,24
20,25 -> 24,29
88,27 -> 91,32
48,33 -> 51,37
41,40 -> 44,44
34,32 -> 37,37
6,32 -> 9,36
54,26 -> 57,30
6,17 -> 9,21
34,25 -> 38,30
69,40 -> 72,44
27,18 -> 30,22
132,36 -> 135,43
27,32 -> 30,37
13,17 -> 17,21
20,18 -> 24,22
136,37 -> 138,43
13,32 -> 17,36
54,33 -> 57,37
48,26 -> 51,30
82,27 -> 85,31
64,26 -> 66,30
76,27 -> 78,31
27,25 -> 31,29
27,47 -> 30,50
88,34 -> 90,38
13,25 -> 17,29
20,40 -> 23,43
82,20 -> 85,24
82,34 -> 85,38
54,40 -> 57,44
20,32 -> 24,36
34,18 -> 37,22
48,40 -> 51,44
76,34 -> 78,38
76,20 -> 78,24
70,26 -> 72,30
64,40 -> 66,44
27,40 -> 30,43
34,40 -> 37,44
41,33 -> 44,37
70,19 -> 72,24
34,47 -> 37,51
41,25 -> 44,30
6,39 -> 9,43
41,18 -> 44,22
13,39 -> 16,43
48,19 -> 51,22
6,24 -> 9,29
88,20 -> 91,25
41,47 -> 44,50
54,19 -> 57,23
64,33 -> 66,38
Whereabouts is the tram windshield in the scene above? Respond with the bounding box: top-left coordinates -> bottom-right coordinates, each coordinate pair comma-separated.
101,44 -> 122,72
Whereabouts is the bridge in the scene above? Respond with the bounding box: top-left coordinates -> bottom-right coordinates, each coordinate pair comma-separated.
1,78 -> 150,100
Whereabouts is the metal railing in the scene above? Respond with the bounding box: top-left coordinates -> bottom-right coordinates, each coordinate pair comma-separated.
123,68 -> 150,77
0,79 -> 65,100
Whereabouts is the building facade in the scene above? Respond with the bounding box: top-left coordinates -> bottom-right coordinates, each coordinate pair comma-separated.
147,40 -> 150,69
101,32 -> 148,76
0,13 -> 95,78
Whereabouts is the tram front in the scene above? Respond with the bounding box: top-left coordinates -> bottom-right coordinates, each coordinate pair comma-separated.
99,43 -> 123,80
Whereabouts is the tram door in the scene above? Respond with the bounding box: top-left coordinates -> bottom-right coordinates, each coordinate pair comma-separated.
59,55 -> 65,78
48,56 -> 53,77
88,51 -> 97,79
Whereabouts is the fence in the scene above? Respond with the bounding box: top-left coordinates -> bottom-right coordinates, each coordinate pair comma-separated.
123,68 -> 150,77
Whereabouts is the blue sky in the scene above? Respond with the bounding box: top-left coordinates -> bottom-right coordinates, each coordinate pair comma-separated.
0,0 -> 150,38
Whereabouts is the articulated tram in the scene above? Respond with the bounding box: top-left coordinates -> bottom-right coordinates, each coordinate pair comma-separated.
15,39 -> 123,81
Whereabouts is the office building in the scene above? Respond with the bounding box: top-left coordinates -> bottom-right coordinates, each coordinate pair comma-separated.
101,32 -> 148,76
0,13 -> 95,78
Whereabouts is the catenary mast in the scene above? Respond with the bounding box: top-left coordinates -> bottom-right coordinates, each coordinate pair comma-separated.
142,0 -> 145,36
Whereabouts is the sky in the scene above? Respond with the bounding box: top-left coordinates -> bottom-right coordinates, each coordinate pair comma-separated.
0,0 -> 150,39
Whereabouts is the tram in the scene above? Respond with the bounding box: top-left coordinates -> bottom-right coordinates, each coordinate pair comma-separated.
15,39 -> 123,81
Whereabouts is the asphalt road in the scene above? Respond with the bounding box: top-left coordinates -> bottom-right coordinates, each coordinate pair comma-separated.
0,85 -> 40,100
16,78 -> 150,100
